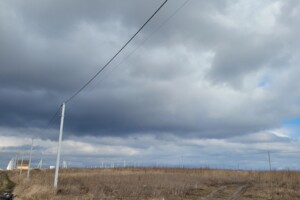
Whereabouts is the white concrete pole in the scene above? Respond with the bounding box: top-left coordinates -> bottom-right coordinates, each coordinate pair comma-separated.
15,152 -> 20,169
27,138 -> 34,178
40,158 -> 43,169
54,103 -> 66,189
19,153 -> 24,175
181,155 -> 184,168
38,152 -> 43,169
268,151 -> 272,171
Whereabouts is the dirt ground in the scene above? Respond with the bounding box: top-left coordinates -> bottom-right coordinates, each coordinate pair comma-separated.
6,168 -> 300,200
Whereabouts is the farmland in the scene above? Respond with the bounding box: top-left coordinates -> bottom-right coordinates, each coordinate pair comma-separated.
4,168 -> 300,200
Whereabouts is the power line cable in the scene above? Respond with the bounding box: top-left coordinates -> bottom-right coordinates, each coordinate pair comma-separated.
42,0 -> 169,139
46,105 -> 62,128
66,0 -> 191,106
94,0 -> 191,89
65,0 -> 169,104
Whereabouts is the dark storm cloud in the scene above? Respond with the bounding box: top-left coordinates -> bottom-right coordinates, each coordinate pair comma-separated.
6,0 -> 163,37
1,0 -> 300,140
0,0 -> 166,91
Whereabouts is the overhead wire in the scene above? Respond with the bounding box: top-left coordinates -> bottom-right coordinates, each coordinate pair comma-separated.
95,0 -> 191,88
65,0 -> 169,104
66,0 -> 192,106
43,0 -> 170,134
46,105 -> 62,128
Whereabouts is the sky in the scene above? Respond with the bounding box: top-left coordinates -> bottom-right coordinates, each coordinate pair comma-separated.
1,0 -> 300,170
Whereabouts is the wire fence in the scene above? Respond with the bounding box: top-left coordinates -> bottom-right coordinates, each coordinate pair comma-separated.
1,148 -> 300,171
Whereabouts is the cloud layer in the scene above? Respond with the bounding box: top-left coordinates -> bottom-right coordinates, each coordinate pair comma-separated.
1,0 -> 300,168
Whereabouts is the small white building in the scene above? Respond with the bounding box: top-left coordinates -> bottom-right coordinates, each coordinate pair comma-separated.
16,160 -> 29,170
6,158 -> 15,170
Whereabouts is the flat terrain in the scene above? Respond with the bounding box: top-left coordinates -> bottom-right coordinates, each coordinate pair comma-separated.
6,168 -> 300,200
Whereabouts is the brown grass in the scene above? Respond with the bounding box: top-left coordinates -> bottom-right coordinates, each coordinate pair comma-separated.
7,168 -> 300,200
0,171 -> 15,193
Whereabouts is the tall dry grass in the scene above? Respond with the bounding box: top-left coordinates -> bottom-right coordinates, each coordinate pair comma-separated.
7,168 -> 300,200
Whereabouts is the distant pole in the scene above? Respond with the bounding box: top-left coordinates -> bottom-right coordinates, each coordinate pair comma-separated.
268,151 -> 272,171
27,138 -> 34,178
181,155 -> 184,168
39,152 -> 43,169
124,160 -> 126,168
15,152 -> 20,169
37,159 -> 43,169
19,153 -> 24,175
40,158 -> 43,169
54,103 -> 66,189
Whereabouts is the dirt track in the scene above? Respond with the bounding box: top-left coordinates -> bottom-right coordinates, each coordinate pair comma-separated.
189,184 -> 250,200
193,184 -> 249,200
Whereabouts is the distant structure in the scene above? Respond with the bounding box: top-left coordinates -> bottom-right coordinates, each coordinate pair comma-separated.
17,160 -> 29,170
6,158 -> 15,170
37,159 -> 43,169
49,166 -> 55,169
62,160 -> 68,169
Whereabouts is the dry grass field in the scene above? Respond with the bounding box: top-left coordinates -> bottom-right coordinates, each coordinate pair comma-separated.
5,168 -> 300,200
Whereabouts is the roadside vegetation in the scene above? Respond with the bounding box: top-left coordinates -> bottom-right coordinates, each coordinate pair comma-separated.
6,168 -> 300,200
0,171 -> 15,194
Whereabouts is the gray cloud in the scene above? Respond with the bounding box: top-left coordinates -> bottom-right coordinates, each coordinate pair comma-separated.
1,132 -> 300,170
0,0 -> 300,143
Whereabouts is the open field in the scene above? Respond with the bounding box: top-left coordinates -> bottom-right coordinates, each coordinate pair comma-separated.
5,168 -> 300,200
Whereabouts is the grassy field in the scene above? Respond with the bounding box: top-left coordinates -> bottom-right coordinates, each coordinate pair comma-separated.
6,168 -> 300,200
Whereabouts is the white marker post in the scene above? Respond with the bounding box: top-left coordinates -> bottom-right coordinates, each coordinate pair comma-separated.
19,153 -> 24,175
54,103 -> 66,189
27,138 -> 34,178
268,151 -> 272,171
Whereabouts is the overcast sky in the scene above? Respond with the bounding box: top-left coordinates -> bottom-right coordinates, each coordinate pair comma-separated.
1,0 -> 300,169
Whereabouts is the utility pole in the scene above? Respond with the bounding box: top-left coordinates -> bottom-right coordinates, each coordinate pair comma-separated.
268,151 -> 272,171
19,152 -> 24,175
54,103 -> 66,189
15,151 -> 20,170
37,159 -> 43,169
27,138 -> 34,178
38,152 -> 43,169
